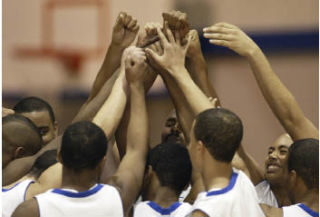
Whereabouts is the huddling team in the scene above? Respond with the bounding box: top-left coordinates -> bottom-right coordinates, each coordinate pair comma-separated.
2,10 -> 319,217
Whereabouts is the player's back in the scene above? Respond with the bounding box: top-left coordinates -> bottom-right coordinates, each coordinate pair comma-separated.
134,201 -> 191,217
2,179 -> 34,217
35,183 -> 123,217
191,168 -> 265,217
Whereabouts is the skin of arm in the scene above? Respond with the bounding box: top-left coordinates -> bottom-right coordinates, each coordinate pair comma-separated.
115,24 -> 159,158
145,25 -> 213,116
203,22 -> 318,141
87,12 -> 139,102
2,135 -> 61,186
12,198 -> 39,217
186,29 -> 221,104
107,47 -> 149,216
259,204 -> 283,217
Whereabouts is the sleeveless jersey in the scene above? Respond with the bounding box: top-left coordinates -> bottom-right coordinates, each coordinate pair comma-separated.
255,180 -> 278,207
190,168 -> 265,217
134,201 -> 191,217
2,179 -> 34,217
283,203 -> 319,217
35,183 -> 123,217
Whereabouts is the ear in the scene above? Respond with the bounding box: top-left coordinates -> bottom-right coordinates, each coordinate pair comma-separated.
57,151 -> 63,164
54,121 -> 59,136
14,147 -> 26,159
197,140 -> 205,153
288,170 -> 297,188
99,156 -> 107,170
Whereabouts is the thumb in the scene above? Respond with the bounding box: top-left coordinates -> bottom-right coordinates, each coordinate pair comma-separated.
145,48 -> 160,64
114,13 -> 125,31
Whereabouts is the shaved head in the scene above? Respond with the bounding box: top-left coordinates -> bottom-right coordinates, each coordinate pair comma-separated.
2,114 -> 42,167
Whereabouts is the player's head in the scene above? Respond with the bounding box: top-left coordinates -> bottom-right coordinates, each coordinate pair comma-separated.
161,110 -> 185,144
59,121 -> 108,173
264,133 -> 293,186
13,96 -> 57,145
189,108 -> 243,171
2,114 -> 42,168
28,150 -> 58,179
142,142 -> 192,199
287,138 -> 318,203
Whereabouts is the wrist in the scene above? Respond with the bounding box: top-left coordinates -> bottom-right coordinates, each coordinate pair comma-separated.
110,42 -> 126,52
245,44 -> 261,59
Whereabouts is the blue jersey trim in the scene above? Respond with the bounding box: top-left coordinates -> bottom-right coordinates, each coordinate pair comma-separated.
23,181 -> 35,201
206,171 -> 238,196
52,184 -> 103,198
147,201 -> 181,215
298,204 -> 319,217
2,182 -> 21,192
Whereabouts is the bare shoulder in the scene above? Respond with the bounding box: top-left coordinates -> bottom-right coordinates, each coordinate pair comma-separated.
260,204 -> 283,217
12,198 -> 39,217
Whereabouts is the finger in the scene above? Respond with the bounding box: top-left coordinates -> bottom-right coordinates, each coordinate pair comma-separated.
165,21 -> 175,43
183,34 -> 192,52
203,33 -> 233,41
127,19 -> 137,29
145,48 -> 161,63
175,30 -> 181,45
214,22 -> 237,29
203,26 -> 236,34
156,26 -> 169,46
124,15 -> 132,26
209,39 -> 230,48
114,12 -> 126,30
132,25 -> 140,33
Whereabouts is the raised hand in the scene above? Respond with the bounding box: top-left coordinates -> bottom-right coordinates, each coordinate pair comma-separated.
112,12 -> 139,49
203,22 -> 259,57
162,10 -> 189,39
136,22 -> 162,48
124,47 -> 148,84
145,22 -> 190,75
186,29 -> 202,58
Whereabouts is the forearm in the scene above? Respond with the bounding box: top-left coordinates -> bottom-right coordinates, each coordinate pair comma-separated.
115,67 -> 157,157
88,43 -> 124,101
126,83 -> 148,154
186,56 -> 221,106
161,72 -> 193,142
247,48 -> 318,140
72,69 -> 120,123
237,145 -> 264,185
172,67 -> 213,115
92,69 -> 128,139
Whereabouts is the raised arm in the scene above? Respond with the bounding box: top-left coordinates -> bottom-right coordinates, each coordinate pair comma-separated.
203,22 -> 318,141
145,25 -> 213,115
107,47 -> 149,216
87,12 -> 139,101
186,29 -> 221,105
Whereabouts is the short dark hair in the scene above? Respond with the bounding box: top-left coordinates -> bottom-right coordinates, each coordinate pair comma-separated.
13,97 -> 55,123
28,150 -> 58,178
147,142 -> 192,195
2,114 -> 42,154
288,138 -> 319,189
194,108 -> 243,162
61,121 -> 108,171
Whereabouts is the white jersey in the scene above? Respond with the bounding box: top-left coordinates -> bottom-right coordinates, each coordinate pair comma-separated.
283,204 -> 319,217
134,201 -> 191,217
179,185 -> 191,202
255,180 -> 278,207
2,179 -> 34,217
35,183 -> 123,217
190,168 -> 265,217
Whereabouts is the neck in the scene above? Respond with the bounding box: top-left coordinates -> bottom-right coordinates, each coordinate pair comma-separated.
297,189 -> 319,212
202,155 -> 233,191
61,167 -> 98,192
150,186 -> 179,208
270,184 -> 291,207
